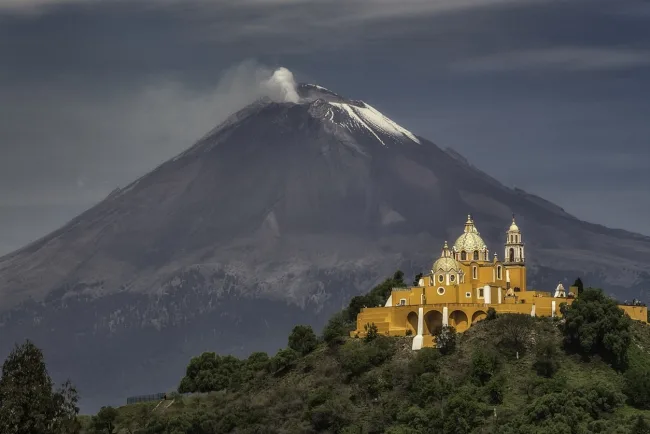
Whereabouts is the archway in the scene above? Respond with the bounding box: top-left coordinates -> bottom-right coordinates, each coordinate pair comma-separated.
449,310 -> 469,332
509,248 -> 515,262
472,310 -> 487,324
406,312 -> 418,335
424,310 -> 443,335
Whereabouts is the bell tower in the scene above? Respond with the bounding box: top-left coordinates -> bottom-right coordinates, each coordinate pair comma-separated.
504,215 -> 524,264
504,215 -> 527,291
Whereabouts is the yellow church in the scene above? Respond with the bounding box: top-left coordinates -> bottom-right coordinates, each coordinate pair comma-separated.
352,215 -> 647,349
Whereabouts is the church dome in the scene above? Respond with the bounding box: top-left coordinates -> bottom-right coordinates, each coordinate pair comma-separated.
432,240 -> 462,273
453,232 -> 487,253
508,216 -> 520,232
432,257 -> 462,273
453,215 -> 486,253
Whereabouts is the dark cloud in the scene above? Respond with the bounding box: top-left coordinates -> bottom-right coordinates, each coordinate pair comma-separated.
1,0 -> 650,254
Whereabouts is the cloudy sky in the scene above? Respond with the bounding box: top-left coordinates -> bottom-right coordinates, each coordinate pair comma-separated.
1,0 -> 649,255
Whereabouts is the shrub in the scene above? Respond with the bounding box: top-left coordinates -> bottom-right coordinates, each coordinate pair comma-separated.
268,348 -> 299,374
486,377 -> 504,404
410,372 -> 450,406
434,325 -> 457,355
486,307 -> 498,321
408,347 -> 441,376
442,389 -> 483,434
364,323 -> 379,342
533,339 -> 560,377
338,337 -> 395,376
178,353 -> 243,393
624,347 -> 650,409
495,314 -> 533,356
562,288 -> 632,368
288,325 -> 319,355
322,312 -> 353,345
470,348 -> 500,386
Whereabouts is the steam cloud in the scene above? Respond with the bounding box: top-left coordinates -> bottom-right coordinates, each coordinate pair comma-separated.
262,67 -> 300,103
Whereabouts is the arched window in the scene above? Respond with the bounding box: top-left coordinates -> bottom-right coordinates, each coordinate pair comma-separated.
438,274 -> 444,283
472,266 -> 478,279
460,251 -> 467,261
509,248 -> 515,262
497,266 -> 502,280
473,250 -> 479,261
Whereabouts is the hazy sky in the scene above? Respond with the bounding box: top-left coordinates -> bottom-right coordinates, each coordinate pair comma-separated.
1,0 -> 650,255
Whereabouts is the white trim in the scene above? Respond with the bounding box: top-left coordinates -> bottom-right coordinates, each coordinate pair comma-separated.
412,307 -> 424,350
384,295 -> 393,307
399,298 -> 407,306
443,307 -> 449,326
484,285 -> 492,304
498,287 -> 502,304
552,300 -> 556,317
437,287 -> 445,295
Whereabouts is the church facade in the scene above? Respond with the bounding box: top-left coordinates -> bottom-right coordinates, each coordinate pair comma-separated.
352,215 -> 647,350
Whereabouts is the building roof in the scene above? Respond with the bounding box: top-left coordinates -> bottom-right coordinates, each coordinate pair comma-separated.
453,215 -> 487,253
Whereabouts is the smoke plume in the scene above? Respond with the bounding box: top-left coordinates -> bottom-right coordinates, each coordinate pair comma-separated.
262,67 -> 300,103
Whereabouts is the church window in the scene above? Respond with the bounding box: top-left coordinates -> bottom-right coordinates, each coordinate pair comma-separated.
465,292 -> 472,298
399,298 -> 407,306
461,251 -> 467,261
509,248 -> 515,262
450,274 -> 456,282
478,288 -> 484,298
514,287 -> 521,292
497,266 -> 502,280
473,250 -> 479,261
437,287 -> 445,295
472,266 -> 478,279
438,274 -> 444,283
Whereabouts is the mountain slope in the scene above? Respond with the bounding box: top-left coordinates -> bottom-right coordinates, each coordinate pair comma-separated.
1,83 -> 649,412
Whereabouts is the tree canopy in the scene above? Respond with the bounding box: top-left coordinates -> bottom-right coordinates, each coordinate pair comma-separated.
562,287 -> 632,368
0,340 -> 79,434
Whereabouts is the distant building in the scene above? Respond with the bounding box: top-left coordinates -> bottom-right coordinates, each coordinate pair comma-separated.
352,215 -> 647,349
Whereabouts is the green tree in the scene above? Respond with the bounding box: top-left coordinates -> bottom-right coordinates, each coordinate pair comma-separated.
434,325 -> 457,355
495,314 -> 533,356
322,311 -> 353,345
562,288 -> 632,368
573,277 -> 584,296
178,352 -> 243,393
288,325 -> 318,355
0,340 -> 79,434
470,348 -> 500,386
486,307 -> 498,321
364,323 -> 379,342
412,273 -> 423,286
534,339 -> 560,377
268,348 -> 299,374
91,406 -> 118,434
630,415 -> 650,434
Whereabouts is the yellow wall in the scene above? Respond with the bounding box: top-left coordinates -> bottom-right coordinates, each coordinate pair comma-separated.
353,293 -> 648,346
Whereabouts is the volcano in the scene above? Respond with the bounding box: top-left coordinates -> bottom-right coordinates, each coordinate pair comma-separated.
1,83 -> 649,412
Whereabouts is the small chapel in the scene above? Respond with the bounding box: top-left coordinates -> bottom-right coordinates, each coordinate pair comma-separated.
352,215 -> 647,350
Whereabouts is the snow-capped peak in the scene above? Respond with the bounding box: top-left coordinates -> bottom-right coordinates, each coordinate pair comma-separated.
326,100 -> 420,146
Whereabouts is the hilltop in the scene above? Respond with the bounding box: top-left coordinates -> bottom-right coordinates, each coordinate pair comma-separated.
78,282 -> 650,434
